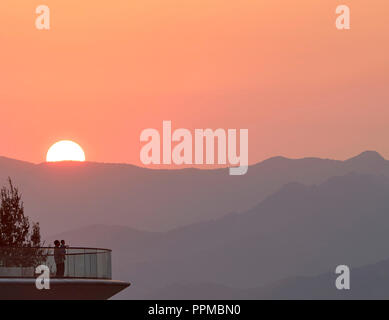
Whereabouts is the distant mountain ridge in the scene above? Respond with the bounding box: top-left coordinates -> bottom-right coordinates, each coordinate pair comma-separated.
1,151 -> 389,236
48,171 -> 389,299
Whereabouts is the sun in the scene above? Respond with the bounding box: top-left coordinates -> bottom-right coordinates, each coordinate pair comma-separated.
46,140 -> 86,162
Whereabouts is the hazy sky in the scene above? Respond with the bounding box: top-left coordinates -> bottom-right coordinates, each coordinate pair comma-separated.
0,0 -> 388,165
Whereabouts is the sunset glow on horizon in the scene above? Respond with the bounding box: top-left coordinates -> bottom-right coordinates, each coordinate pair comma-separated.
1,0 -> 388,165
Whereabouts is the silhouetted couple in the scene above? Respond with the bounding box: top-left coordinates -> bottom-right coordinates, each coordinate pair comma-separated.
54,240 -> 67,277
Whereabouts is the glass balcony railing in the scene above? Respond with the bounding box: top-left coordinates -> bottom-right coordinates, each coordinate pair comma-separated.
0,247 -> 112,279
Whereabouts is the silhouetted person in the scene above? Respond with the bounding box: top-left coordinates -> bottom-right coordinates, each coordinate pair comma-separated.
60,239 -> 67,249
54,240 -> 65,277
60,240 -> 67,276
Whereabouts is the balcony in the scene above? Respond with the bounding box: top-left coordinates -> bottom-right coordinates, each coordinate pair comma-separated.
0,247 -> 112,279
0,247 -> 129,299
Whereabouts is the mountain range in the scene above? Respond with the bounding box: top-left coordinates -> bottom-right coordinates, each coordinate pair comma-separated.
3,151 -> 389,298
1,150 -> 388,236
139,258 -> 389,299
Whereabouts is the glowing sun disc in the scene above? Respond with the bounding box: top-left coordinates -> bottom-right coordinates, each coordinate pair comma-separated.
46,140 -> 86,162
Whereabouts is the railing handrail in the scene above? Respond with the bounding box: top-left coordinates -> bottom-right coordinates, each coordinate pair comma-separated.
0,246 -> 113,279
0,246 -> 112,252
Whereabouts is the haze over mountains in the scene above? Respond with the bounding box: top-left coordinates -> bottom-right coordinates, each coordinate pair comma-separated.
47,171 -> 389,298
0,150 -> 388,236
11,150 -> 385,298
138,258 -> 389,300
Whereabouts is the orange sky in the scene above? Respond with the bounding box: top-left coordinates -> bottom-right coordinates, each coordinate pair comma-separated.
0,0 -> 388,165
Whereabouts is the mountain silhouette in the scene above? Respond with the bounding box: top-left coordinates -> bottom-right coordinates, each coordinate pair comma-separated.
1,151 -> 389,236
245,258 -> 389,299
140,257 -> 389,299
48,170 -> 389,299
345,150 -> 387,169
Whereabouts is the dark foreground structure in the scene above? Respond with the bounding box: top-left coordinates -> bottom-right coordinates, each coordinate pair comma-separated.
0,247 -> 130,299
